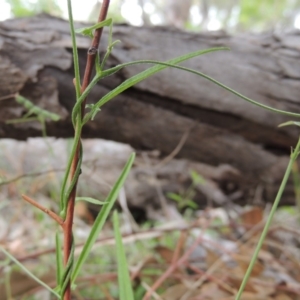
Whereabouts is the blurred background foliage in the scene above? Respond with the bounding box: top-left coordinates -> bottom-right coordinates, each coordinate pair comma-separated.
3,0 -> 300,32
5,0 -> 62,18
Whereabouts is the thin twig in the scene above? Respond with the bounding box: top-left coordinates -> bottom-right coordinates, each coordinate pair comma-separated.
0,156 -> 107,187
0,93 -> 16,101
22,194 -> 64,226
143,218 -> 213,300
141,282 -> 162,300
154,126 -> 193,169
15,219 -> 226,263
179,220 -> 267,299
186,263 -> 236,295
0,168 -> 64,186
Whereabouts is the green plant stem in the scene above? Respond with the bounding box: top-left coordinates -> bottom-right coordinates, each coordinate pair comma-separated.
5,270 -> 12,300
67,0 -> 80,98
291,162 -> 300,212
81,0 -> 110,93
56,232 -> 63,286
63,1 -> 110,299
235,137 -> 300,300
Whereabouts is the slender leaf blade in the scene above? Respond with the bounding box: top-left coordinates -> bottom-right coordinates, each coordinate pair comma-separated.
0,246 -> 60,298
55,232 -> 63,291
113,211 -> 134,300
85,49 -> 300,122
83,47 -> 228,123
190,170 -> 205,184
279,121 -> 300,127
76,18 -> 112,38
72,153 -> 135,283
167,192 -> 182,202
236,138 -> 300,299
67,0 -> 81,99
75,197 -> 107,205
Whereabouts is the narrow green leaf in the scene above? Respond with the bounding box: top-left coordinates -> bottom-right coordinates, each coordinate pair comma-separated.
72,153 -> 135,283
67,0 -> 81,99
75,197 -> 107,205
0,246 -> 60,298
236,137 -> 300,299
95,53 -> 102,76
134,284 -> 146,299
0,256 -> 9,267
110,39 -> 120,48
107,17 -> 114,45
167,192 -> 182,202
81,49 -> 224,123
278,121 -> 300,127
85,51 -> 300,123
71,74 -> 100,126
186,200 -> 198,209
85,104 -> 101,120
14,95 -> 60,121
76,18 -> 112,38
83,47 -> 228,123
190,170 -> 205,185
6,117 -> 39,124
55,232 -> 63,291
100,38 -> 121,70
113,211 -> 134,300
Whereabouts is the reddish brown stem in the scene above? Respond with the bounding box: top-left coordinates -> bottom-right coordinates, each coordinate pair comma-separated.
81,0 -> 110,92
0,93 -> 16,101
63,1 -> 110,299
22,194 -> 64,226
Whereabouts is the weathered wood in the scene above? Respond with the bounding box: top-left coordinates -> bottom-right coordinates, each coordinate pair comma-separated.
1,14 -> 300,205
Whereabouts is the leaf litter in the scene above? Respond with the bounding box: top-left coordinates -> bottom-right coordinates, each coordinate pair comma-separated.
0,138 -> 300,299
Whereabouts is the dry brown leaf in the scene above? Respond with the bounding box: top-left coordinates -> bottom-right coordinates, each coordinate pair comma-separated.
273,293 -> 294,300
240,207 -> 263,226
161,283 -> 187,300
227,275 -> 256,293
140,255 -> 158,267
238,244 -> 256,257
250,278 -> 275,297
206,249 -> 221,268
256,248 -> 273,261
223,291 -> 273,300
155,245 -> 174,264
162,282 -> 230,300
196,281 -> 231,299
232,253 -> 264,277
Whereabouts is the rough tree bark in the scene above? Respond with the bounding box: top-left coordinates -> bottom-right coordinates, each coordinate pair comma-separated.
1,14 -> 300,205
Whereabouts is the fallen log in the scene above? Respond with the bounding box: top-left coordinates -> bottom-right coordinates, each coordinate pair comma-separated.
1,14 -> 300,205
